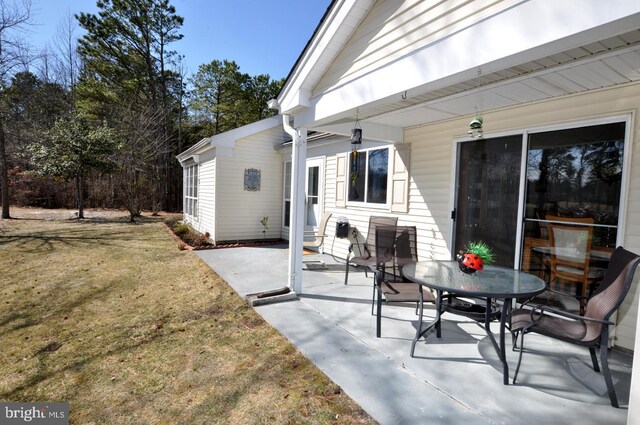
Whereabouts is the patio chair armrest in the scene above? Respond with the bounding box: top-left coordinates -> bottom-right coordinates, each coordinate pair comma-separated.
304,231 -> 328,237
529,305 -> 614,325
349,241 -> 370,258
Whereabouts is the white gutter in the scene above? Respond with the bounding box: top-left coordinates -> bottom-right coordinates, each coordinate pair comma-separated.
282,115 -> 307,294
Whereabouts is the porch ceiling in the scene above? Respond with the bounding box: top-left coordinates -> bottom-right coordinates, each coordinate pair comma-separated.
344,29 -> 640,131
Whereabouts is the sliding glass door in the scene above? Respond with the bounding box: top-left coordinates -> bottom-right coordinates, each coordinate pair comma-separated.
454,120 -> 627,278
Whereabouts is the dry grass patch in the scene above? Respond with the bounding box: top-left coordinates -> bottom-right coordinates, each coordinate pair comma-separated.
0,209 -> 375,424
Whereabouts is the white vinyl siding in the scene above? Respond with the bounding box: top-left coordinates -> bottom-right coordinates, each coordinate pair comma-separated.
196,158 -> 216,240
215,127 -> 284,242
314,0 -> 523,96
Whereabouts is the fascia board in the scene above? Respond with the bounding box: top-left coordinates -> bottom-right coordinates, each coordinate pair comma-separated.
208,115 -> 283,149
297,0 -> 640,126
177,116 -> 283,163
278,0 -> 375,114
176,138 -> 211,163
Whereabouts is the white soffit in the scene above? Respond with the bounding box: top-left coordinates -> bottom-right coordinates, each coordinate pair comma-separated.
301,0 -> 640,128
331,26 -> 640,131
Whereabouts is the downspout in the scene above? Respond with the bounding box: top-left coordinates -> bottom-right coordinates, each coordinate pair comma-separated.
282,114 -> 307,294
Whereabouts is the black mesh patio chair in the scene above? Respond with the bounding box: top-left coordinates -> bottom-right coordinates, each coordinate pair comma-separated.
344,215 -> 397,285
509,246 -> 640,408
372,226 -> 435,337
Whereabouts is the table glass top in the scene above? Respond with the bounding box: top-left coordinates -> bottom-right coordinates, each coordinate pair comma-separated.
403,261 -> 546,298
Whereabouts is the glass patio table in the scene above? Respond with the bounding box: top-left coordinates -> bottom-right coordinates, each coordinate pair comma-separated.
402,260 -> 546,384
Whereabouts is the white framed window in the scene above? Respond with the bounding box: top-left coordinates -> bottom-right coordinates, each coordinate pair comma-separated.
184,164 -> 199,219
335,144 -> 410,212
348,147 -> 389,205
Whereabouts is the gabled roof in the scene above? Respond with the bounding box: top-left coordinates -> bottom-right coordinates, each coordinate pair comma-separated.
276,0 -> 376,116
176,115 -> 283,163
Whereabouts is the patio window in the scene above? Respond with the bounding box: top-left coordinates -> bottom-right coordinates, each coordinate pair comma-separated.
185,164 -> 198,219
348,147 -> 388,204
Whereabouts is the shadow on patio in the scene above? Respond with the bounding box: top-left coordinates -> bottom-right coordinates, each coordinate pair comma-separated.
196,246 -> 632,425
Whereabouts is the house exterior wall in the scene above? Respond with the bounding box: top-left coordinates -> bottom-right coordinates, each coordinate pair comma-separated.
215,128 -> 284,242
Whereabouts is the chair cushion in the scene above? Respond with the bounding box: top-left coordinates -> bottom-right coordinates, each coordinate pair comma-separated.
381,281 -> 435,303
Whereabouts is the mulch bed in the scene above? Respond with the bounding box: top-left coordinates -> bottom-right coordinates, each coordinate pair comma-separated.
162,221 -> 285,251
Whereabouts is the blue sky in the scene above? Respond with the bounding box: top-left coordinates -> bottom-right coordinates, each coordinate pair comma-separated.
30,0 -> 330,80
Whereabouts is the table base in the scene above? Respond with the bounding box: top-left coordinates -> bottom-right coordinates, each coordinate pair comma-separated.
411,291 -> 513,385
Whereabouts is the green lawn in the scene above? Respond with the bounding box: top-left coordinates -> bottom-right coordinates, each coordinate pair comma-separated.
0,210 -> 375,424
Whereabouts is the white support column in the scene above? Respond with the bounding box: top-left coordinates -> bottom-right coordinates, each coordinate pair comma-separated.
283,115 -> 307,294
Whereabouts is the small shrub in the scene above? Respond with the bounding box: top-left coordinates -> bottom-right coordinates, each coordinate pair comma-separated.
172,223 -> 190,236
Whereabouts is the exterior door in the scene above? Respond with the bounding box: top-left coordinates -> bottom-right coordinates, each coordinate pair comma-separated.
453,121 -> 626,274
305,159 -> 324,231
453,135 -> 522,267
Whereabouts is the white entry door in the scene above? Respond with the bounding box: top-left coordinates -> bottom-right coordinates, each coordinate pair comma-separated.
305,158 -> 324,231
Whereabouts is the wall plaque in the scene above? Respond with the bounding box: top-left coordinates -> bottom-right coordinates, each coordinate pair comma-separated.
244,168 -> 261,191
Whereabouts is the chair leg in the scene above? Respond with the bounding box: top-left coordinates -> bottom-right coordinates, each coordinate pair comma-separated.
600,343 -> 619,408
598,328 -> 619,408
371,276 -> 377,315
513,330 -> 527,384
376,282 -> 383,338
344,260 -> 350,285
511,329 -> 520,351
589,346 -> 600,372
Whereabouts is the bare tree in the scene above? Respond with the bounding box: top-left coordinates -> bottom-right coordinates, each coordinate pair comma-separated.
113,102 -> 172,222
0,0 -> 33,219
53,11 -> 80,92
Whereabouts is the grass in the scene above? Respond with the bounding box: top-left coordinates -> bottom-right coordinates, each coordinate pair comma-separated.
0,210 -> 375,424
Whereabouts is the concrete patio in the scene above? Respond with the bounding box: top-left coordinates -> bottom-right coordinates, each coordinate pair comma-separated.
196,245 -> 632,425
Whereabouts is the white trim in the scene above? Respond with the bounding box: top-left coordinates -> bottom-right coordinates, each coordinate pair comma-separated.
617,113 -> 635,247
184,164 -> 199,222
278,0 -> 376,114
345,145 -> 392,210
513,131 -> 530,269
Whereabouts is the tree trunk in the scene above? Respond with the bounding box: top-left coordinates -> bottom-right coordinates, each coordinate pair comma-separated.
0,119 -> 11,219
76,174 -> 84,219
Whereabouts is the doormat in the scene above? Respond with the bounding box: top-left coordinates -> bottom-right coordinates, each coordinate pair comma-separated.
303,261 -> 328,271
